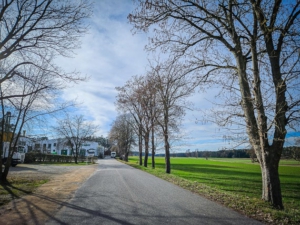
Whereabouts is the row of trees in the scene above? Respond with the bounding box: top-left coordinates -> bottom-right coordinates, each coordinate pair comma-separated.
0,0 -> 93,182
110,59 -> 196,172
185,146 -> 300,161
122,0 -> 300,210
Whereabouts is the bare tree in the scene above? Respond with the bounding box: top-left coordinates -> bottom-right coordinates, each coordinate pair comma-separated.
134,75 -> 160,167
129,0 -> 300,209
150,60 -> 195,173
109,114 -> 136,162
0,62 -> 66,182
116,76 -> 145,166
143,76 -> 160,169
54,114 -> 98,164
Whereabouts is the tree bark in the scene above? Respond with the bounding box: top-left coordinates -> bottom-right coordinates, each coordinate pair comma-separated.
73,148 -> 78,164
139,124 -> 143,166
151,124 -> 155,169
164,113 -> 170,174
1,155 -> 11,183
165,138 -> 170,174
259,147 -> 283,209
235,48 -> 284,209
144,131 -> 149,167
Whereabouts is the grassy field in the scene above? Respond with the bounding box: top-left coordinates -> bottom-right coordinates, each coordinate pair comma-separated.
125,157 -> 300,224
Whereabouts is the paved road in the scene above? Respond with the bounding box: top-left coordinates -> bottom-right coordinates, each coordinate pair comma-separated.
46,159 -> 262,225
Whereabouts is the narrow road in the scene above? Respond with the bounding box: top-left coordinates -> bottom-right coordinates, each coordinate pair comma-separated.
46,159 -> 262,225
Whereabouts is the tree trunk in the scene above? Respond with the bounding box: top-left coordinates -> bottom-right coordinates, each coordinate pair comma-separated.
259,147 -> 283,209
165,139 -> 170,174
236,50 -> 285,209
163,109 -> 171,173
151,125 -> 155,169
124,151 -> 129,162
0,141 -> 3,180
139,124 -> 143,166
164,123 -> 170,173
1,156 -> 11,182
144,131 -> 149,167
74,149 -> 78,164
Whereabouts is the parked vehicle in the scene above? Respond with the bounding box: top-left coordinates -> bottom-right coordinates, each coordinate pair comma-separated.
111,152 -> 116,158
1,142 -> 25,167
87,149 -> 96,157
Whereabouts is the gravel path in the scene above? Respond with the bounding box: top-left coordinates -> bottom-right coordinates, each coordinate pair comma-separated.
0,162 -> 98,225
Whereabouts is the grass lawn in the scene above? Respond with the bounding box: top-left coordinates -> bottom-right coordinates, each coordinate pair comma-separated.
125,157 -> 300,224
0,177 -> 48,206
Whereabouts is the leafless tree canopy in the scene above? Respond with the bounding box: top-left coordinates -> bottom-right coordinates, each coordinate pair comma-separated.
0,0 -> 92,92
115,58 -> 195,172
0,0 -> 91,59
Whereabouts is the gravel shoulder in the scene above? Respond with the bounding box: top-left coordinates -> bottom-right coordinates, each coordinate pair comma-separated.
0,163 -> 98,225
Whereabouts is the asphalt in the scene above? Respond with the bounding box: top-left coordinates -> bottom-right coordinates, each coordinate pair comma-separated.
45,159 -> 262,225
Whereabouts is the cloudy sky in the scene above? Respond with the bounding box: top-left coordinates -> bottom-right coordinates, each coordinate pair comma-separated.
52,0 -> 298,153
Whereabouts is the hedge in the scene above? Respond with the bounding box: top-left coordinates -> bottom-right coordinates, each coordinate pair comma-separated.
24,152 -> 97,163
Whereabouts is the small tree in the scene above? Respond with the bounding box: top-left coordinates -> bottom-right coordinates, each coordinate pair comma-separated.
54,114 -> 98,164
203,151 -> 210,160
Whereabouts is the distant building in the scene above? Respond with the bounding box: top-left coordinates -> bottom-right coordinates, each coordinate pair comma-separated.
16,136 -> 100,157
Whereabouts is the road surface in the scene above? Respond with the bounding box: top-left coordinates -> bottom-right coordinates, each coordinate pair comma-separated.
46,159 -> 262,225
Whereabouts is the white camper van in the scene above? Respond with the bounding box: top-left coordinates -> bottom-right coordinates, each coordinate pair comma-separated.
111,152 -> 116,158
1,142 -> 25,167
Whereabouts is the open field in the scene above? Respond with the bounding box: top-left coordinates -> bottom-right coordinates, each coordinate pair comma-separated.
125,157 -> 300,224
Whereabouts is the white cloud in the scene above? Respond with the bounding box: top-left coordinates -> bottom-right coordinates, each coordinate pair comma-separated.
52,1 -> 299,151
53,0 -> 250,150
56,0 -> 149,136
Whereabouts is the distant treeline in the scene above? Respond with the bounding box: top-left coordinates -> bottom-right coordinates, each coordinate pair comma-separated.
130,146 -> 300,160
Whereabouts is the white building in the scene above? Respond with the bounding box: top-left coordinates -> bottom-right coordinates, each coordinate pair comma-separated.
17,136 -> 100,157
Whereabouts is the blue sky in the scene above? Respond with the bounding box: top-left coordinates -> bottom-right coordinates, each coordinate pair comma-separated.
51,0 -> 299,153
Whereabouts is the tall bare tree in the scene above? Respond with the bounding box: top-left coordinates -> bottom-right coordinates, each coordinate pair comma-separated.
150,60 -> 195,173
142,76 -> 160,168
116,75 -> 161,167
0,62 -> 63,182
129,0 -> 300,209
116,76 -> 146,166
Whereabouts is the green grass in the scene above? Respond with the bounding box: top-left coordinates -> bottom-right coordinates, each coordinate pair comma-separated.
0,177 -> 48,206
124,157 -> 300,224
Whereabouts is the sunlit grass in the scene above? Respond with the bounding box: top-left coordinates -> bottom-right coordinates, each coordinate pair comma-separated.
0,178 -> 48,206
124,157 -> 300,224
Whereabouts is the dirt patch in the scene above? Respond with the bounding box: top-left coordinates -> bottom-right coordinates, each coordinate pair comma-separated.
0,164 -> 98,225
